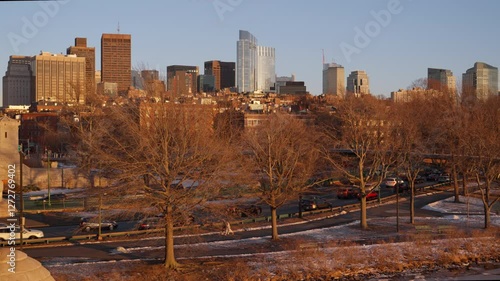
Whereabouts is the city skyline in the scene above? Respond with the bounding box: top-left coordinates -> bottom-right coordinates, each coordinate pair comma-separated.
1,0 -> 500,106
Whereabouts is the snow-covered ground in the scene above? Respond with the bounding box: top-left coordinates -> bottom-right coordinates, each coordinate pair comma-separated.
44,194 -> 500,280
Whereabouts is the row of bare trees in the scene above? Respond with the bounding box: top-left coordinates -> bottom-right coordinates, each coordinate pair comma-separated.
68,90 -> 499,269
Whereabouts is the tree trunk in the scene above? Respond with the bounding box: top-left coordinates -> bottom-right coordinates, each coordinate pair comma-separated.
409,184 -> 415,224
271,206 -> 279,240
164,206 -> 179,269
452,165 -> 460,203
484,205 -> 490,229
360,197 -> 367,229
461,172 -> 467,196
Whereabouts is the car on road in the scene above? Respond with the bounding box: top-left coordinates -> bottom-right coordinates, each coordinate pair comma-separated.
337,187 -> 359,199
137,217 -> 164,230
0,226 -> 44,240
357,190 -> 379,201
79,217 -> 118,232
384,177 -> 401,187
300,197 -> 333,211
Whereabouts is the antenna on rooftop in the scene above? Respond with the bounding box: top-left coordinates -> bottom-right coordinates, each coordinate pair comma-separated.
322,49 -> 325,65
117,22 -> 120,34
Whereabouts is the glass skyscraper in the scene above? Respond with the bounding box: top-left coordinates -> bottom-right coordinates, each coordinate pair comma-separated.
462,62 -> 498,100
237,30 -> 276,93
257,46 -> 276,92
237,30 -> 257,93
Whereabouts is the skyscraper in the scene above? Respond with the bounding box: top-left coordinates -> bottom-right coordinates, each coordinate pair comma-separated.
236,30 -> 276,93
323,63 -> 345,96
101,33 -> 131,94
256,46 -> 275,92
204,60 -> 235,90
462,62 -> 498,100
2,55 -> 32,106
166,65 -> 199,96
31,52 -> 86,103
346,70 -> 370,96
67,37 -> 95,96
427,68 -> 456,94
237,30 -> 257,93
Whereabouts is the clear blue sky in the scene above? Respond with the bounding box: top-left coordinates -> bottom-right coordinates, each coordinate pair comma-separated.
1,0 -> 499,105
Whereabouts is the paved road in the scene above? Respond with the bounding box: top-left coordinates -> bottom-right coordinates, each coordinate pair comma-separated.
23,190 -> 454,263
22,181 -> 425,238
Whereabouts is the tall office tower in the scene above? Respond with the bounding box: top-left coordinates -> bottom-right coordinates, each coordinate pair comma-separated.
427,68 -> 456,94
2,55 -> 32,106
204,60 -> 235,90
101,33 -> 131,94
256,46 -> 276,92
236,30 -> 257,92
462,62 -> 498,100
322,63 -> 345,96
31,52 -> 85,103
166,65 -> 199,96
346,70 -> 370,96
67,37 -> 95,96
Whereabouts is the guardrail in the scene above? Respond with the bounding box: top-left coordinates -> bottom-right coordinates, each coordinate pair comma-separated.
1,182 -> 451,247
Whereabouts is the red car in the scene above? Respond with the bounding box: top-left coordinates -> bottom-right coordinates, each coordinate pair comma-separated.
357,190 -> 379,201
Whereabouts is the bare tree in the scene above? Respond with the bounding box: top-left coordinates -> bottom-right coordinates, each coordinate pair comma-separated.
463,97 -> 500,228
408,77 -> 428,90
392,96 -> 429,224
80,102 -> 233,268
243,112 -> 319,240
320,96 -> 396,229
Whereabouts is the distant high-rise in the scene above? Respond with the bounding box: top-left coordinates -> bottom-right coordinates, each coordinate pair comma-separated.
197,75 -> 215,93
462,62 -> 498,100
101,33 -> 131,94
67,37 -> 95,95
236,30 -> 258,93
256,46 -> 276,92
2,55 -> 32,106
167,65 -> 199,96
346,70 -> 370,96
236,30 -> 276,93
427,68 -> 456,94
31,52 -> 85,103
323,63 -> 345,96
204,60 -> 235,90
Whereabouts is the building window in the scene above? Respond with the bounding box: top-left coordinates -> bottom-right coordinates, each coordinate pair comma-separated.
4,132 -> 7,138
